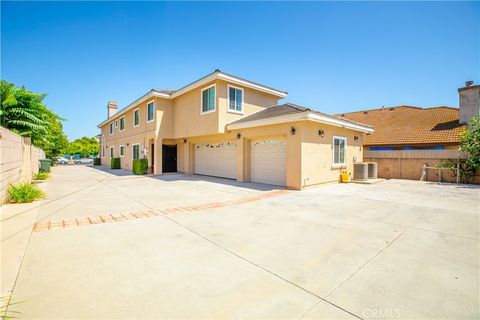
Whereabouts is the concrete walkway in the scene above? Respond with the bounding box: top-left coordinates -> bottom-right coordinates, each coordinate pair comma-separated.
1,165 -> 479,319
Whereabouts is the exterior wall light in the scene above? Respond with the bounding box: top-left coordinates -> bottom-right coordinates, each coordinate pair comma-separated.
127,143 -> 129,146
318,130 -> 325,137
236,133 -> 241,139
354,136 -> 359,142
290,127 -> 296,135
183,139 -> 187,143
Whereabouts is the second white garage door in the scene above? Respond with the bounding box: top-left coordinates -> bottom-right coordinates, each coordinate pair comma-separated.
195,142 -> 237,179
250,139 -> 287,186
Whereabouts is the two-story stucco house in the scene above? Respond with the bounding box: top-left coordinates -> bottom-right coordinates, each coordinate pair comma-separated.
97,70 -> 373,190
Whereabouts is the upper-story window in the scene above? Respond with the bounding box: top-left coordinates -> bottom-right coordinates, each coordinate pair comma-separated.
228,85 -> 244,113
133,109 -> 140,127
109,123 -> 114,135
201,85 -> 216,114
119,117 -> 125,131
333,136 -> 346,166
147,101 -> 154,122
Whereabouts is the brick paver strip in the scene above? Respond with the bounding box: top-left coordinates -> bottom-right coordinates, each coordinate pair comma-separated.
32,190 -> 288,232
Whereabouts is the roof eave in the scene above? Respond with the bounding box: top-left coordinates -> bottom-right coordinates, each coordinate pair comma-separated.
226,111 -> 374,134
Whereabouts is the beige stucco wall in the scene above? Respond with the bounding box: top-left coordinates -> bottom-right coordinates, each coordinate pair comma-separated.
0,127 -> 45,205
301,122 -> 364,187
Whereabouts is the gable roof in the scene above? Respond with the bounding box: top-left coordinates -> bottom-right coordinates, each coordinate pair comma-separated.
338,105 -> 467,146
98,70 -> 287,128
226,103 -> 374,134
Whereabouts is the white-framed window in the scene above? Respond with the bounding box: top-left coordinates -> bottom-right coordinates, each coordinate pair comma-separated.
115,120 -> 118,128
133,109 -> 140,127
119,116 -> 125,131
147,101 -> 154,122
201,84 -> 216,114
333,136 -> 347,166
120,145 -> 125,157
132,143 -> 140,160
110,146 -> 115,158
101,134 -> 105,158
109,122 -> 114,135
227,85 -> 244,114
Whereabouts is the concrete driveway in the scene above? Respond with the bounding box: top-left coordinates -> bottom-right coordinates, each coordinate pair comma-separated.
1,165 -> 479,319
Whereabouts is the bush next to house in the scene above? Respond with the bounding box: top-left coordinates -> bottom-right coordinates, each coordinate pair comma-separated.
111,157 -> 121,169
132,159 -> 148,175
93,157 -> 101,166
8,182 -> 45,203
33,172 -> 49,180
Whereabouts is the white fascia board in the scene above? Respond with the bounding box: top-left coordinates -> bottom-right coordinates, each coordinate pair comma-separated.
97,91 -> 168,128
217,73 -> 288,98
226,112 -> 308,130
170,72 -> 287,99
226,111 -> 374,134
306,112 -> 374,134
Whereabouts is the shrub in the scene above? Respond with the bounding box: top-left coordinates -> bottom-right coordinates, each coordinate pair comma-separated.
132,159 -> 148,175
8,182 -> 45,203
33,172 -> 49,180
93,158 -> 101,166
111,157 -> 121,169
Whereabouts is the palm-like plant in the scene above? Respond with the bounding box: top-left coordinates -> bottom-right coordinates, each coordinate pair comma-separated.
0,80 -> 49,136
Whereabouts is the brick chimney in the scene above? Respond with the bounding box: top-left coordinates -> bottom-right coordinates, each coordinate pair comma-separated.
459,81 -> 479,127
107,101 -> 118,118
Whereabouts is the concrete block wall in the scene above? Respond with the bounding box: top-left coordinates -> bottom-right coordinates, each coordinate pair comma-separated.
0,127 -> 46,205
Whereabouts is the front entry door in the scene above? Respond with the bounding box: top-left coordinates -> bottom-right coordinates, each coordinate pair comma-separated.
151,144 -> 154,167
162,144 -> 177,173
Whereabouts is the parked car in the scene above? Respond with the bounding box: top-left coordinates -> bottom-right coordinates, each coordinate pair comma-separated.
74,158 -> 93,165
55,156 -> 70,164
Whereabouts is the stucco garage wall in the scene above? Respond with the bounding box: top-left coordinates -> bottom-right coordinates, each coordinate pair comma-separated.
301,122 -> 364,187
0,127 -> 45,205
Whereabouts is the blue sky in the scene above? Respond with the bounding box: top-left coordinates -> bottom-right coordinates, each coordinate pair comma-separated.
1,1 -> 478,140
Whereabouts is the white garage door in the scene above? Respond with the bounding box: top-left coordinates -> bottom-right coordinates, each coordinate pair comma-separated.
195,142 -> 237,179
250,139 -> 287,186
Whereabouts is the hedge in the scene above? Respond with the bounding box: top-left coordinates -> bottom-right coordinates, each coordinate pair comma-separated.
111,157 -> 121,169
93,158 -> 101,166
132,159 -> 148,175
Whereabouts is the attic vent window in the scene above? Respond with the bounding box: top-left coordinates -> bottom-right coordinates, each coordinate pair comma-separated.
363,111 -> 368,114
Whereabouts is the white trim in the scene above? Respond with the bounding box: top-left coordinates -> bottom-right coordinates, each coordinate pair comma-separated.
200,84 -> 216,115
97,71 -> 287,128
332,136 -> 347,166
110,146 -> 115,158
146,100 -> 155,123
119,116 -> 126,132
226,111 -> 374,134
109,122 -> 114,135
227,84 -> 244,114
119,145 -> 125,157
133,108 -> 140,127
132,143 -> 140,160
217,72 -> 287,98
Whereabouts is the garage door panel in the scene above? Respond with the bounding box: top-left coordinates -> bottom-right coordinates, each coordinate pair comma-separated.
195,142 -> 237,179
250,140 -> 286,186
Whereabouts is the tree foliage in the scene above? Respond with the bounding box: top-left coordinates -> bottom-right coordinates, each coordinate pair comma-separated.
459,115 -> 480,171
63,136 -> 99,158
0,80 -> 68,159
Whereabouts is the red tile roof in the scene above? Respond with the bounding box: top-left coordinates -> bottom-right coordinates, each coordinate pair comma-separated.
338,106 -> 467,146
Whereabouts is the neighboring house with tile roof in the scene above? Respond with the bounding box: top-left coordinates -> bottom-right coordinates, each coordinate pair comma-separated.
338,105 -> 467,150
97,70 -> 373,190
338,82 -> 479,183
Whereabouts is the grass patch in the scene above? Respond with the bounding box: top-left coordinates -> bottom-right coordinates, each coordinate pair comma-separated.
8,182 -> 45,203
33,172 -> 49,180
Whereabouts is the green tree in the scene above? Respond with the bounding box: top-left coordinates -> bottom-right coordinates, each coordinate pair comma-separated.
460,115 -> 480,172
0,80 -> 49,135
64,136 -> 99,158
0,80 -> 68,160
